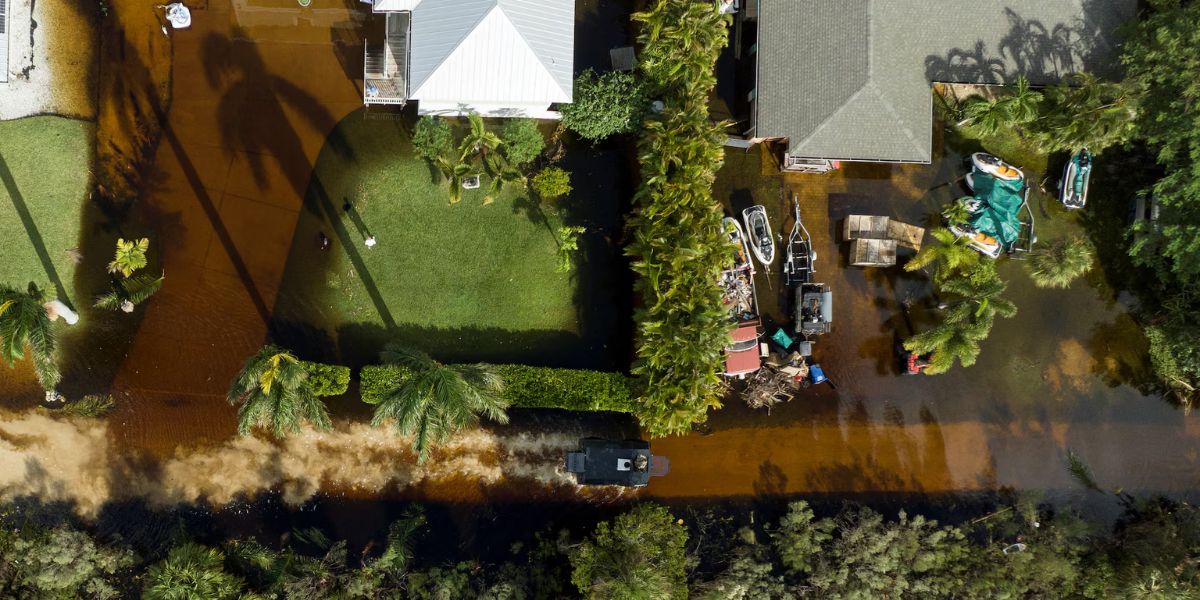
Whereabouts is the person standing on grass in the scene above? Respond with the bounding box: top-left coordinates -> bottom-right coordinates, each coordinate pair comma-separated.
365,235 -> 377,248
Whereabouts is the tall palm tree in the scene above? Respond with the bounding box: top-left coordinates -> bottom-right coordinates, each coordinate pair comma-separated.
905,228 -> 982,283
961,96 -> 1011,136
227,345 -> 331,438
458,112 -> 502,162
1033,73 -> 1137,152
903,319 -> 990,374
940,265 -> 1017,323
0,282 -> 59,390
143,543 -> 247,600
993,75 -> 1042,125
370,344 -> 508,462
434,152 -> 479,205
1026,236 -> 1095,288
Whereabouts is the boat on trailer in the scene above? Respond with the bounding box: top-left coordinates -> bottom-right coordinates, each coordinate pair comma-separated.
742,205 -> 776,267
783,195 -> 815,286
1060,148 -> 1092,209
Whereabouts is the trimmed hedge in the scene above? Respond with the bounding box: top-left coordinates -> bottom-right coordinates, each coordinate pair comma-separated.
300,361 -> 351,397
360,364 -> 635,413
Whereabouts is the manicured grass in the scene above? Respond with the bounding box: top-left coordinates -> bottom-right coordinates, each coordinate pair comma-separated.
0,116 -> 91,303
274,113 -> 581,363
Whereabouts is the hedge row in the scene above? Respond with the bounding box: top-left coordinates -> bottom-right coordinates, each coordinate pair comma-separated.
300,361 -> 351,397
360,364 -> 635,413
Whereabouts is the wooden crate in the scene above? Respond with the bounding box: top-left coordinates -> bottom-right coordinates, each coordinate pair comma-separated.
849,238 -> 898,267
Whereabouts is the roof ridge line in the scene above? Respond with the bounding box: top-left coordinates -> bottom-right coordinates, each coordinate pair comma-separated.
791,82 -> 871,151
496,0 -> 571,95
864,81 -> 927,159
410,0 -> 499,96
493,4 -> 571,97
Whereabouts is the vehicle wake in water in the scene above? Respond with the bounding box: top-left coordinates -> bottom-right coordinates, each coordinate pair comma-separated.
0,411 -> 582,516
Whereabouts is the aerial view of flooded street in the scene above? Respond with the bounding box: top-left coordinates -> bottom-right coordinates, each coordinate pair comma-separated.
1,0 -> 1198,596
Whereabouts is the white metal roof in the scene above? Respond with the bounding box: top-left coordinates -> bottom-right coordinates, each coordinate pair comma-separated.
1,0 -> 8,83
407,0 -> 573,107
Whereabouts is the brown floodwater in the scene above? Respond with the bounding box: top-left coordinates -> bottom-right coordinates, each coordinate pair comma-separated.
1,0 -> 1197,522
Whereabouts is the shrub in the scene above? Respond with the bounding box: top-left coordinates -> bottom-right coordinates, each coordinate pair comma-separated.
491,364 -> 634,412
561,70 -> 651,141
531,167 -> 572,201
361,364 -> 634,412
501,119 -> 546,168
412,116 -> 453,162
61,394 -> 116,417
627,0 -> 732,436
300,361 -> 351,397
1026,235 -> 1094,289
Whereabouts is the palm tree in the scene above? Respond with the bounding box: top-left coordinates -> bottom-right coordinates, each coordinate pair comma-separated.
370,344 -> 508,462
943,197 -> 973,226
1027,235 -> 1095,288
227,345 -> 331,438
961,96 -> 1010,136
458,112 -> 502,162
95,272 -> 164,312
905,228 -> 982,283
993,75 -> 1042,125
434,153 -> 479,205
904,319 -> 990,374
108,237 -> 149,278
1033,73 -> 1137,152
0,282 -> 59,390
940,264 -> 1017,322
143,543 -> 247,600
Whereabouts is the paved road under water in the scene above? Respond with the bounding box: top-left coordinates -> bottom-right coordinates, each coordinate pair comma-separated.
0,0 -> 1197,520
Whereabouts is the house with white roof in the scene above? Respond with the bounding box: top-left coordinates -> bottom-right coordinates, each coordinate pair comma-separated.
362,0 -> 574,118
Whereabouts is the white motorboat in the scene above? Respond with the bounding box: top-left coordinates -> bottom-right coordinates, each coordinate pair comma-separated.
971,152 -> 1023,181
741,205 -> 775,267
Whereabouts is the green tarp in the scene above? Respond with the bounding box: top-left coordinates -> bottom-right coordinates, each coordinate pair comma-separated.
969,173 -> 1024,248
1072,151 -> 1092,196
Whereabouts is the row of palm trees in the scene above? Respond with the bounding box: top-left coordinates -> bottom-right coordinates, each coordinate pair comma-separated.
957,73 -> 1137,153
625,0 -> 734,436
227,344 -> 508,461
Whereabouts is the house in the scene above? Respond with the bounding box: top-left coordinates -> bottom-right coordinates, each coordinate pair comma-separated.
745,0 -> 1135,171
361,0 -> 574,118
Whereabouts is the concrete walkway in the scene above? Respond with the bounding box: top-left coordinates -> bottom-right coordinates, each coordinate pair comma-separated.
109,0 -> 367,454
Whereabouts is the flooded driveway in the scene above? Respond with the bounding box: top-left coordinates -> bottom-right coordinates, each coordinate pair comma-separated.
103,0 -> 368,454
648,136 -> 1196,508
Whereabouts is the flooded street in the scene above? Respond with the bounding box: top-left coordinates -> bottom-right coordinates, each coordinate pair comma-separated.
1,0 -> 1197,526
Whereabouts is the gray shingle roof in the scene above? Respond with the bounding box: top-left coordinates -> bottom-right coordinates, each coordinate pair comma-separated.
756,0 -> 1136,163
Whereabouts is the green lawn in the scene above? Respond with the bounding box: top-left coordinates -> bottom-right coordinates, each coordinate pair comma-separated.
274,113 -> 582,365
0,116 -> 91,304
